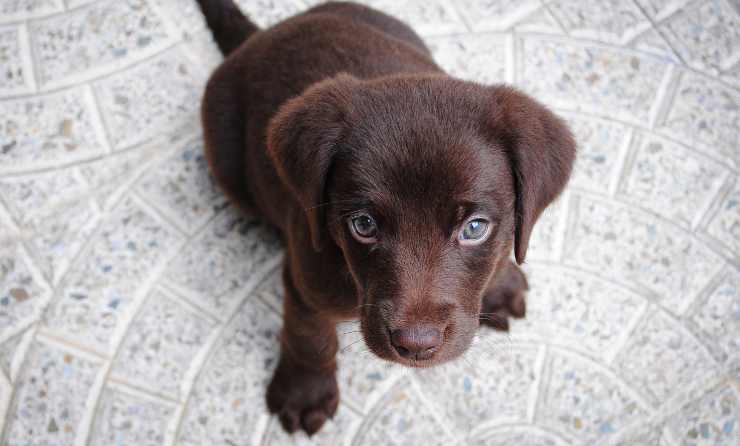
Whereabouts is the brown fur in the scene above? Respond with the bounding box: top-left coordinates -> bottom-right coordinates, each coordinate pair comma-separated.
196,0 -> 575,436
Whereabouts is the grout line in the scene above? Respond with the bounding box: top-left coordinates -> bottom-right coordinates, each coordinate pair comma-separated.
608,127 -> 637,197
648,64 -> 680,129
526,344 -> 547,423
16,22 -> 38,94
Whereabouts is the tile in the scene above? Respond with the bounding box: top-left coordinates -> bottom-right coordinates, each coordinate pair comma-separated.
519,36 -> 668,124
0,242 -> 49,341
0,0 -> 63,22
427,33 -> 508,84
93,46 -> 207,150
689,269 -> 740,367
453,0 -> 541,32
135,136 -> 226,234
361,0 -> 467,36
704,183 -> 740,258
628,28 -> 681,63
3,341 -> 102,446
163,207 -> 282,318
606,422 -> 669,446
414,342 -> 539,434
0,86 -> 107,172
336,322 -> 401,413
513,266 -> 645,361
0,169 -> 100,284
563,114 -> 630,194
613,309 -> 718,406
77,143 -> 158,210
234,0 -> 307,28
618,133 -> 729,229
666,383 -> 739,446
176,297 -> 280,446
633,0 -> 691,21
252,265 -> 283,314
537,352 -> 648,444
470,426 -> 566,446
513,7 -> 564,34
525,194 -> 565,261
354,380 -> 455,446
0,327 -> 31,382
110,290 -> 217,398
659,0 -> 740,76
565,195 -> 724,314
42,197 -> 183,353
547,0 -> 651,45
89,386 -> 177,446
0,24 -> 33,95
29,0 -> 173,88
658,71 -> 740,170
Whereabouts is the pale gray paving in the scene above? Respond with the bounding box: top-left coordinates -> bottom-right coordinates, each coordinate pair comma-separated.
0,1 -> 738,445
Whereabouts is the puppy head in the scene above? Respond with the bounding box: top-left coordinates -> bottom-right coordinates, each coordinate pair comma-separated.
268,74 -> 575,366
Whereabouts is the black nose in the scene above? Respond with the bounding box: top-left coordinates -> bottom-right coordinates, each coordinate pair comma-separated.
390,326 -> 442,360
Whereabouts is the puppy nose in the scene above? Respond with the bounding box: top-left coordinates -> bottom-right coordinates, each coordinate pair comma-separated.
390,326 -> 442,360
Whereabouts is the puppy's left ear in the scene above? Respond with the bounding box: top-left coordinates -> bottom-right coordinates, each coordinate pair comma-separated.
266,73 -> 359,251
484,86 -> 576,265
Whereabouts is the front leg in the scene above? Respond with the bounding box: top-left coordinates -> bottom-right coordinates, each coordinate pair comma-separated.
266,265 -> 339,436
480,260 -> 528,331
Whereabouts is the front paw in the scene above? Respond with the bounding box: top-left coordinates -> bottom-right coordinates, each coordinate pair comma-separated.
480,261 -> 528,331
266,355 -> 339,436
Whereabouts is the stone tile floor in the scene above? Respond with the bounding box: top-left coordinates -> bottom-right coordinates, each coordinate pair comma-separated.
0,0 -> 738,445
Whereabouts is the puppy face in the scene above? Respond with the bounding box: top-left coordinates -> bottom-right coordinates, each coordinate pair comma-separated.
268,74 -> 575,366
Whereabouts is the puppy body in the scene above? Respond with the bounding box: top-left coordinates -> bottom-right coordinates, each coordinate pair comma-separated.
197,0 -> 575,436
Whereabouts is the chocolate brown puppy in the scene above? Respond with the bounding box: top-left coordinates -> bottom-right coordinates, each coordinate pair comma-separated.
196,0 -> 575,436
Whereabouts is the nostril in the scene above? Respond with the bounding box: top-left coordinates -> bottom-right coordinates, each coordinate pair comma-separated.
390,326 -> 442,360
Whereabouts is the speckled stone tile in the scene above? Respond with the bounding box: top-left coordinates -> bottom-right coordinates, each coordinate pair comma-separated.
0,24 -> 33,95
135,136 -> 226,235
353,379 -> 455,446
28,0 -> 174,88
162,207 -> 282,318
666,382 -> 739,445
605,422 -> 669,446
469,426 -> 567,446
110,290 -> 217,398
176,294 -> 280,446
0,0 -> 62,22
427,33 -> 509,84
633,0 -> 691,21
563,113 -> 630,194
703,182 -> 740,258
234,0 -> 307,28
658,0 -> 740,76
513,265 -> 646,361
524,195 -> 566,261
565,195 -> 725,314
519,36 -> 668,124
613,308 -> 718,407
336,322 -> 402,414
547,0 -> 651,45
453,0 -> 541,32
361,0 -> 467,36
617,132 -> 730,229
93,46 -> 207,151
42,197 -> 184,353
657,70 -> 740,169
688,268 -> 740,368
0,242 -> 49,341
536,351 -> 648,444
414,342 -> 540,436
0,86 -> 108,172
88,386 -> 177,446
2,341 -> 102,446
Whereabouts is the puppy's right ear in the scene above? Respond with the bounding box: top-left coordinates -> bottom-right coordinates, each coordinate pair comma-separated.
266,73 -> 358,252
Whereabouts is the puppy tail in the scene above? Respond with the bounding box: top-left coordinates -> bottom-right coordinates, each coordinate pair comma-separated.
196,0 -> 260,55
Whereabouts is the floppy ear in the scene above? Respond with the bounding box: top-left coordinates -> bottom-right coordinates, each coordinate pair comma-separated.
266,73 -> 358,251
485,86 -> 576,265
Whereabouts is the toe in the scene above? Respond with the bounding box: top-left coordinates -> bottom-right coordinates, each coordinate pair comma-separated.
278,408 -> 301,433
301,408 -> 327,436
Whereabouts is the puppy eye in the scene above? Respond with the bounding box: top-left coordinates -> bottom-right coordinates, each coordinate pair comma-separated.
348,213 -> 378,243
459,217 -> 491,245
